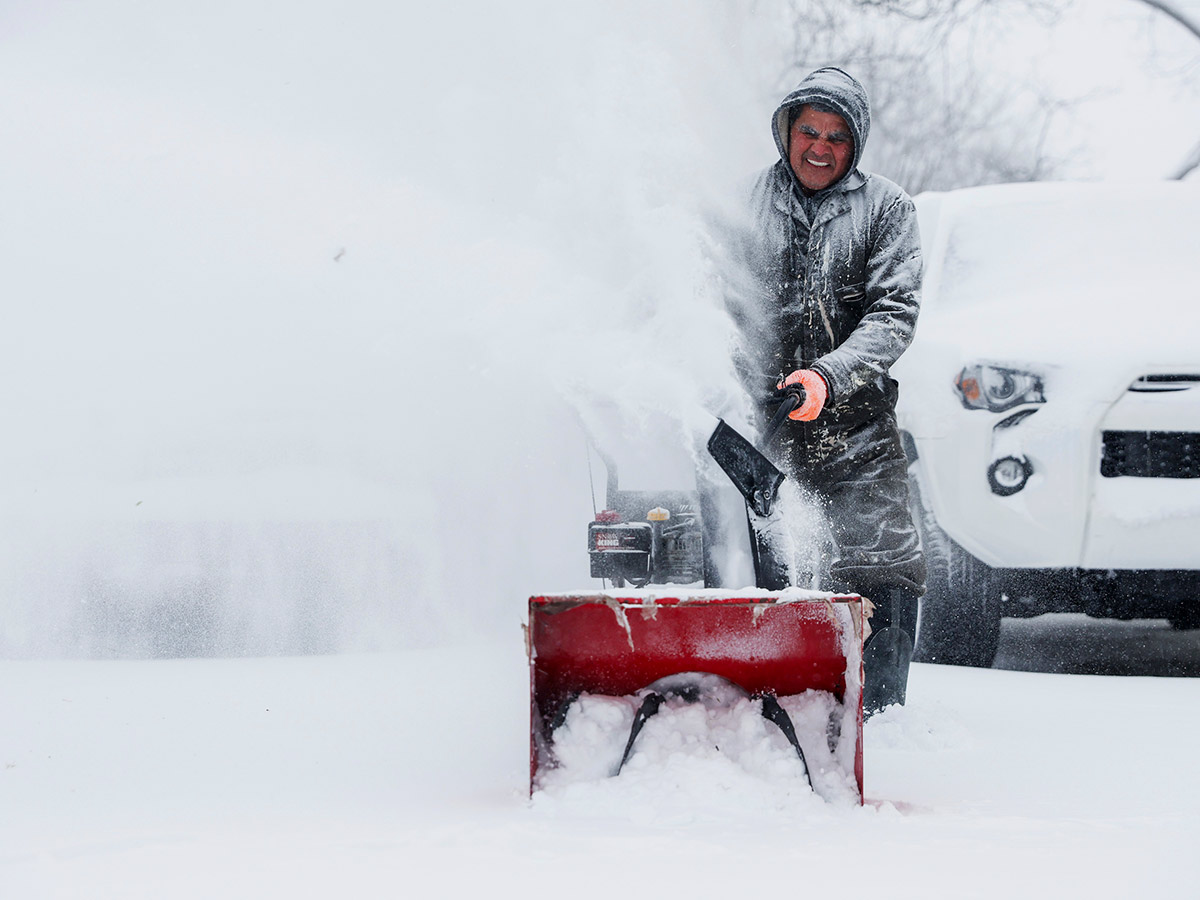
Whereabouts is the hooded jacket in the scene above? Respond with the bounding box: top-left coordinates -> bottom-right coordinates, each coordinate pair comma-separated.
741,67 -> 922,426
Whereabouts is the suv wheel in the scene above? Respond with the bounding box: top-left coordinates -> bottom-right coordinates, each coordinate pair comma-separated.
910,474 -> 1003,667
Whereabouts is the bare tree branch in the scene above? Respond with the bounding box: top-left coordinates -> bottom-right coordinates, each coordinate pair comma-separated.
1126,0 -> 1200,178
770,0 -> 1070,191
1134,0 -> 1200,41
1173,141 -> 1200,179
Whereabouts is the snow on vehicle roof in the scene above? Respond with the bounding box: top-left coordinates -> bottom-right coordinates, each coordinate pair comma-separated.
911,181 -> 1200,368
920,181 -> 1200,311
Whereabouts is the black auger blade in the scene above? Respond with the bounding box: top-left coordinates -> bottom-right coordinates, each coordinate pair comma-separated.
614,692 -> 665,775
610,680 -> 812,790
757,694 -> 812,789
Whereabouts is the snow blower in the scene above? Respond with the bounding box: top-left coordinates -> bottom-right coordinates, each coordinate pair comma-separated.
528,386 -> 866,801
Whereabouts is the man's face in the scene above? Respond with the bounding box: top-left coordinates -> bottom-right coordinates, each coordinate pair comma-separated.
788,106 -> 854,193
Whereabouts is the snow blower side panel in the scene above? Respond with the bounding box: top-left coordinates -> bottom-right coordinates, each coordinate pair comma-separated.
527,591 -> 864,800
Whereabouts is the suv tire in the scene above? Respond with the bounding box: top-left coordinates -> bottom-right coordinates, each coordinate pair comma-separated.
909,473 -> 1003,668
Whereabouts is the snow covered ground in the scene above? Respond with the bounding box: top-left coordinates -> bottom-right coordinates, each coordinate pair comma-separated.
5,619 -> 1200,899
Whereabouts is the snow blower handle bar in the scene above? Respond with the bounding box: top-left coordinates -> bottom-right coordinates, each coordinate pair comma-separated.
761,383 -> 806,446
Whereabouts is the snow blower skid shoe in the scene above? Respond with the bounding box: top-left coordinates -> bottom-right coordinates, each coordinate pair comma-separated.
527,591 -> 866,802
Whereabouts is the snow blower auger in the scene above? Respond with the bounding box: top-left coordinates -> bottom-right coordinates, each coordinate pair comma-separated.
528,386 -> 866,803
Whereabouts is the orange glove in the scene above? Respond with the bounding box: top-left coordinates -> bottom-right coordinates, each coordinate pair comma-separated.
777,369 -> 828,422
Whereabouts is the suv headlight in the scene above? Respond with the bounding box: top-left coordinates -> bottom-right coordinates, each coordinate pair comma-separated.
955,364 -> 1045,412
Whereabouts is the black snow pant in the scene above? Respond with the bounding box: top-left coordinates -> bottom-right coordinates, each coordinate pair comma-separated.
763,408 -> 925,714
768,408 -> 925,601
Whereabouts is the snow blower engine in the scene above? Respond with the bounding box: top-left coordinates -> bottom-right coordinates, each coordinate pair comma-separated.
586,383 -> 807,589
586,472 -> 706,588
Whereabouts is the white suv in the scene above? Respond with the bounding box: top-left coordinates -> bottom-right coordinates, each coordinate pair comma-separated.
893,181 -> 1200,667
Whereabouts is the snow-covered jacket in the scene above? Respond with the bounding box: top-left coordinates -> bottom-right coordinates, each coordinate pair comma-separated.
736,68 -> 922,426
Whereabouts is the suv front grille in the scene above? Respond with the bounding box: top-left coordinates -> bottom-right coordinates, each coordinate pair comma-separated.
1128,375 -> 1200,393
1101,431 -> 1200,478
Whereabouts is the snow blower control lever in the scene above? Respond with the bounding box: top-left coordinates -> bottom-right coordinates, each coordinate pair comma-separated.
762,382 -> 806,445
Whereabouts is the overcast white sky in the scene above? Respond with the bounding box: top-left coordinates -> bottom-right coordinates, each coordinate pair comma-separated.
1026,0 -> 1200,178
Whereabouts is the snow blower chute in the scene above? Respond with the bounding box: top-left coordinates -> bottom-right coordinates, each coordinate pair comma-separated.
528,386 -> 866,801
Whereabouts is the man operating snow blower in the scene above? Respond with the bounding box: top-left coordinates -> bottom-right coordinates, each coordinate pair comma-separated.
727,67 -> 926,715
